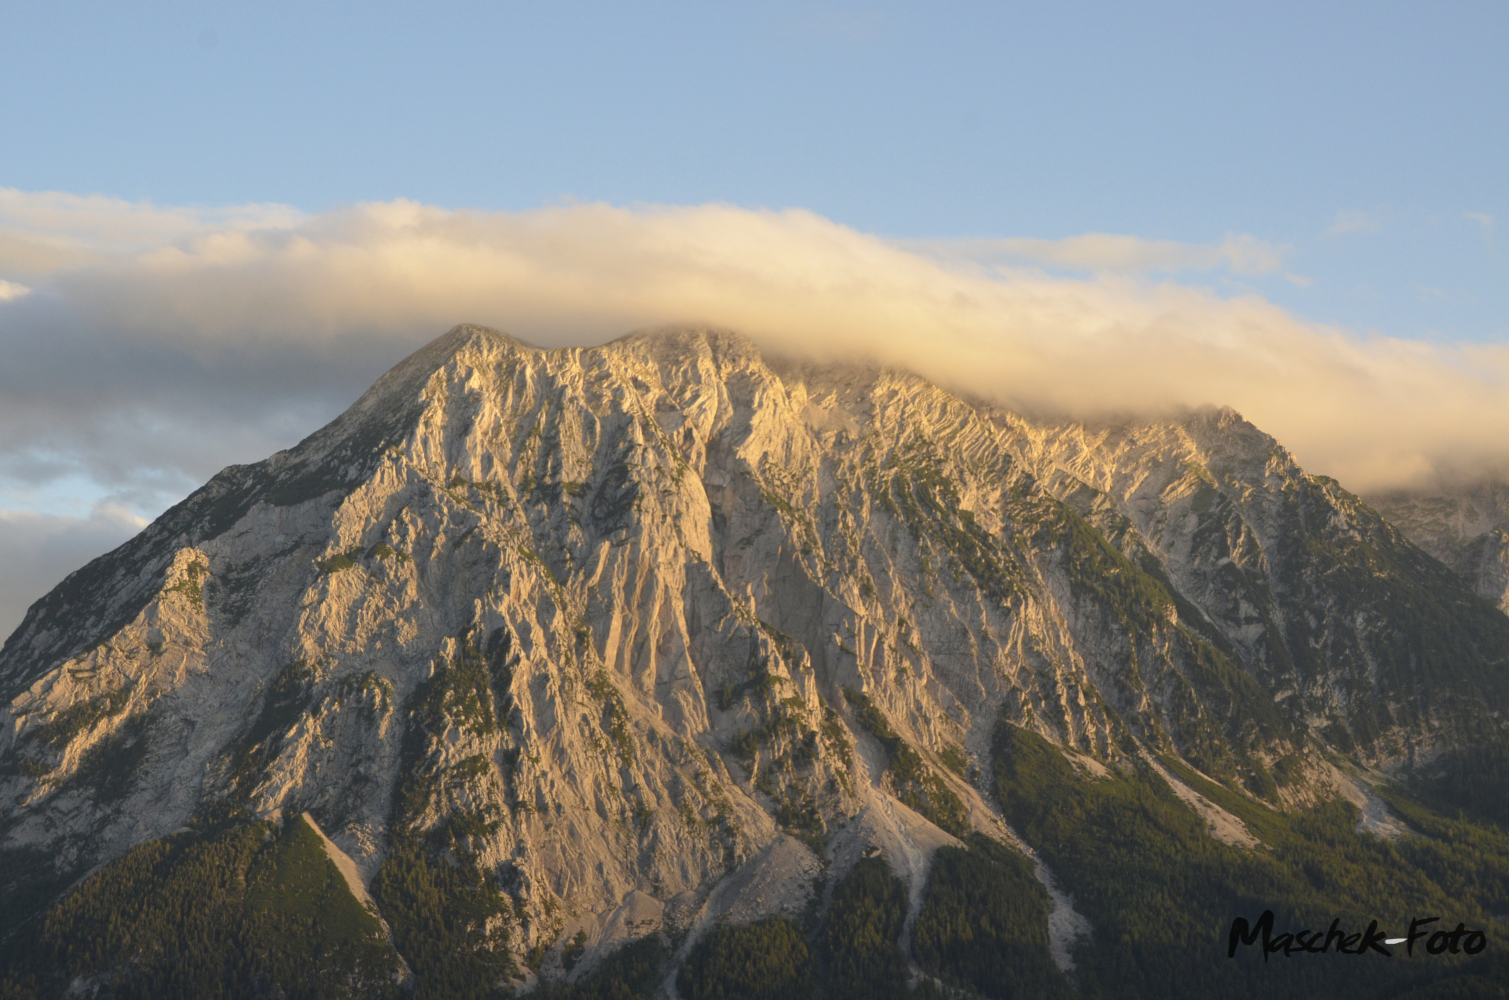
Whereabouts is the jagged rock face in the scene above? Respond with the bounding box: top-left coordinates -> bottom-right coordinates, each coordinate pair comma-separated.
996,412 -> 1505,760
0,326 -> 1504,981
1366,481 -> 1508,612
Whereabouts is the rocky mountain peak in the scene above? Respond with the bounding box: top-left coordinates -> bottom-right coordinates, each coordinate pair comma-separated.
1,325 -> 1503,999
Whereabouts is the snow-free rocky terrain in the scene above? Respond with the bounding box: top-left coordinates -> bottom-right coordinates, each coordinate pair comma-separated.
1365,480 -> 1508,612
0,326 -> 1504,999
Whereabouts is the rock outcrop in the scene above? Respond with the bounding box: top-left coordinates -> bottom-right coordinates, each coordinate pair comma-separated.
1366,480 -> 1508,611
1,325 -> 1503,992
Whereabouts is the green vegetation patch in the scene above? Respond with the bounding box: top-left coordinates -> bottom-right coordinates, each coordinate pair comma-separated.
678,917 -> 816,1000
28,688 -> 132,749
1372,785 -> 1508,921
318,549 -> 362,575
562,930 -> 588,972
756,619 -> 803,666
365,541 -> 412,564
0,846 -> 76,951
716,662 -> 787,712
820,855 -> 910,1000
372,626 -> 521,998
585,671 -> 636,767
843,690 -> 969,837
0,815 -> 401,1000
1008,485 -> 1292,776
67,714 -> 151,804
730,699 -> 807,766
223,660 -> 319,797
2,689 -> 139,784
532,934 -> 667,1000
773,782 -> 827,854
992,721 -> 1507,1000
913,834 -> 1067,999
871,442 -> 1026,607
938,742 -> 969,778
820,703 -> 854,779
163,560 -> 209,609
1382,742 -> 1509,832
371,837 -> 516,1000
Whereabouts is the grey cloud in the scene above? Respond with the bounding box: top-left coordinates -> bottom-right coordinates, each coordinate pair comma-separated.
0,504 -> 147,639
0,193 -> 1502,536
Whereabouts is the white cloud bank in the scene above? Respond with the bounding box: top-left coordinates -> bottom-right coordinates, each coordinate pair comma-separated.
0,189 -> 1503,530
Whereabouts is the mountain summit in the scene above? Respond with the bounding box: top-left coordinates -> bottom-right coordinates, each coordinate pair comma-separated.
1,326 -> 1503,999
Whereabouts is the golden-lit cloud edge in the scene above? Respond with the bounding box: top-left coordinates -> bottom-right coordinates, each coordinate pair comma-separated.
0,190 -> 1504,495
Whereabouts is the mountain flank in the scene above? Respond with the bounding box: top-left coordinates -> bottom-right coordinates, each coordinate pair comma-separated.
1366,480 -> 1508,612
0,325 -> 1503,1000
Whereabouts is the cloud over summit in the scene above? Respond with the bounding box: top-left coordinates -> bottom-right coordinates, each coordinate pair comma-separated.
0,189 -> 1503,511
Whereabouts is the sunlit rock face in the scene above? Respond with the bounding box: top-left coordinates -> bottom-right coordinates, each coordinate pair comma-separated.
0,325 -> 1502,981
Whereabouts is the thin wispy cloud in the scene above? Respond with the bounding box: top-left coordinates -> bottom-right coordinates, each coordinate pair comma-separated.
0,188 -> 303,275
906,232 -> 1287,276
1328,207 -> 1386,235
1463,212 -> 1503,260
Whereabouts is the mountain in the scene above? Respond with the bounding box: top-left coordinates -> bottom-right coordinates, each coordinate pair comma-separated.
1365,481 -> 1508,612
0,326 -> 1503,1000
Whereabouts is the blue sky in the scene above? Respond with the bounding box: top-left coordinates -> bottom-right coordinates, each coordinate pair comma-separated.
0,1 -> 1505,635
3,1 -> 1504,343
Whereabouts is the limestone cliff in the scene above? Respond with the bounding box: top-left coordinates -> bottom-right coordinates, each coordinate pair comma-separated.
1366,480 -> 1508,612
1,326 -> 1503,994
